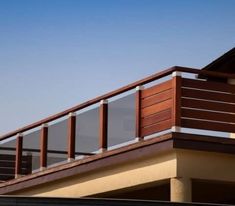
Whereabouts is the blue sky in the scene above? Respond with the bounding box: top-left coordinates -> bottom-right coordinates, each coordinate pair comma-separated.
0,0 -> 235,134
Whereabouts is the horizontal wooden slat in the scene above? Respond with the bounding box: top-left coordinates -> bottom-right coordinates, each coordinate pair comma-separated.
0,154 -> 15,161
182,98 -> 235,113
0,167 -> 29,174
141,119 -> 172,137
0,168 -> 15,174
182,108 -> 235,124
182,78 -> 235,93
0,175 -> 14,181
141,99 -> 172,117
0,161 -> 15,167
0,160 -> 31,168
182,118 -> 235,133
0,154 -> 31,161
141,109 -> 172,128
142,89 -> 172,108
142,80 -> 172,98
182,88 -> 235,103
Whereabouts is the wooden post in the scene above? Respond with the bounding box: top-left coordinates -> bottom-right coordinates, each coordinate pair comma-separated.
15,133 -> 23,178
40,123 -> 48,170
135,86 -> 144,140
172,71 -> 182,132
99,100 -> 108,152
68,112 -> 76,161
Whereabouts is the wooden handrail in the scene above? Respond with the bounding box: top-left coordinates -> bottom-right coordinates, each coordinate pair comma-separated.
1,66 -> 235,140
176,66 -> 235,79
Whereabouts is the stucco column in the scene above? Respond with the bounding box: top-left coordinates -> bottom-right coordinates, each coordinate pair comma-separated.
228,78 -> 235,139
170,177 -> 192,202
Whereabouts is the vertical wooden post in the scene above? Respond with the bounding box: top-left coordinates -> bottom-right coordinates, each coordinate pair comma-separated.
68,112 -> 76,161
172,71 -> 182,132
15,133 -> 23,178
135,86 -> 144,140
40,123 -> 48,170
99,100 -> 108,152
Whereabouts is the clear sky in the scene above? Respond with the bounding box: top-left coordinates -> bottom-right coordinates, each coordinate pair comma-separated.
0,0 -> 234,134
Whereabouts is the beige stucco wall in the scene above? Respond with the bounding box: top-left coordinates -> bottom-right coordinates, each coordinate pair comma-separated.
11,148 -> 235,198
177,149 -> 235,182
13,151 -> 177,197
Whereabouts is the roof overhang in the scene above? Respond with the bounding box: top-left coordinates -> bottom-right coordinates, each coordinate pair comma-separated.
198,47 -> 235,81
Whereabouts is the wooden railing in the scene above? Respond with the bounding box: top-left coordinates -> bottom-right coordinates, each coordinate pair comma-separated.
0,66 -> 235,181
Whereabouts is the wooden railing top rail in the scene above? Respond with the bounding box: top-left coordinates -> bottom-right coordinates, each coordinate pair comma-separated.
1,66 -> 235,141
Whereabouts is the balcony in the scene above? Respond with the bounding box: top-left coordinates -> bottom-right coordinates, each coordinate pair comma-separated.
0,66 -> 235,183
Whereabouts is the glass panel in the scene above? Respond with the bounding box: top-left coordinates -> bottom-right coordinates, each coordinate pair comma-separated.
0,137 -> 16,181
23,130 -> 40,173
75,107 -> 99,155
47,119 -> 68,167
108,93 -> 136,148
